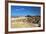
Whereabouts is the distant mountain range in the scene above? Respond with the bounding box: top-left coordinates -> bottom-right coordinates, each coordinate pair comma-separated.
11,15 -> 40,18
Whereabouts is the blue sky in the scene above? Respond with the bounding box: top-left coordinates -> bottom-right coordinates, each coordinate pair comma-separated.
11,6 -> 41,16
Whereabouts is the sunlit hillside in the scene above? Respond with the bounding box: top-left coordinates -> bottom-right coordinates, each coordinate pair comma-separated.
11,16 -> 41,28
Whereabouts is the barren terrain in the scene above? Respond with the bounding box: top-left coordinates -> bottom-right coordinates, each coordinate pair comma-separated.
11,16 -> 40,28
